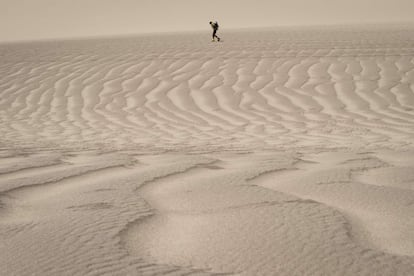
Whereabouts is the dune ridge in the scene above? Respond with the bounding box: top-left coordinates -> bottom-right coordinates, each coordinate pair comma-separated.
1,26 -> 414,275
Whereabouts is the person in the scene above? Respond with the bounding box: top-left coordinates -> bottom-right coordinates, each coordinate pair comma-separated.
209,21 -> 220,42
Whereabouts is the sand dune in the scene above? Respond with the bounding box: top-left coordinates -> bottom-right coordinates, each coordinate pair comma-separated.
1,25 -> 414,275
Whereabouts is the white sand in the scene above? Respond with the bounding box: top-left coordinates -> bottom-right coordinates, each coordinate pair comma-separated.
1,25 -> 414,275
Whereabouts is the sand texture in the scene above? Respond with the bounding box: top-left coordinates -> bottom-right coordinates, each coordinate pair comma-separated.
1,25 -> 414,275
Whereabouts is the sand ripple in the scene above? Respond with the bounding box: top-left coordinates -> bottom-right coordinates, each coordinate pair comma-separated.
1,26 -> 414,151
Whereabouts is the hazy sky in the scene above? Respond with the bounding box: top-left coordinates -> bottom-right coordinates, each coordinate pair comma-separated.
0,0 -> 413,42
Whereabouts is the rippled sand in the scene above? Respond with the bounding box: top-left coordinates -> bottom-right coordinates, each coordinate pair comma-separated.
1,25 -> 414,275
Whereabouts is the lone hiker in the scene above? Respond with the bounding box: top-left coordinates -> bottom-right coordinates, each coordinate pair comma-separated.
209,21 -> 221,42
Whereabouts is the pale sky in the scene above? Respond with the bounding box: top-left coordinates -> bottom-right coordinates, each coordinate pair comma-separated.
0,0 -> 413,42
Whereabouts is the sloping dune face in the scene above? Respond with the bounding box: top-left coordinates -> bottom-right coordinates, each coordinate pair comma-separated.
1,26 -> 414,275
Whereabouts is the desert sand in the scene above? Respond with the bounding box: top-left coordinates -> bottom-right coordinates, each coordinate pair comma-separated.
1,25 -> 414,275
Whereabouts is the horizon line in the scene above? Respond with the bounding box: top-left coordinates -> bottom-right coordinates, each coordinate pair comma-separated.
1,21 -> 414,45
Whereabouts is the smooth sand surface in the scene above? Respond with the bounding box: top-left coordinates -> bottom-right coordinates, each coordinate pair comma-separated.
1,25 -> 414,275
